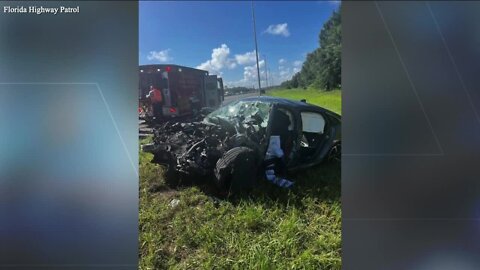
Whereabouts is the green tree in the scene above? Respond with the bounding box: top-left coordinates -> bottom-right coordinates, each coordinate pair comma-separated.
281,8 -> 341,90
317,10 -> 341,90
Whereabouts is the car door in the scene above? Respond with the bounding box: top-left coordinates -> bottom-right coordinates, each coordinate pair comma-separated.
296,109 -> 335,166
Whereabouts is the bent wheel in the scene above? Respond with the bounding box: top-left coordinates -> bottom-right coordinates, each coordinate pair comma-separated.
214,147 -> 258,193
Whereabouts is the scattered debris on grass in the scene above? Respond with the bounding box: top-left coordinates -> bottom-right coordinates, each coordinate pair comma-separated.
169,199 -> 180,208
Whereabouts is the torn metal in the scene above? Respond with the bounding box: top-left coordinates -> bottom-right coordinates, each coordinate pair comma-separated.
143,101 -> 272,186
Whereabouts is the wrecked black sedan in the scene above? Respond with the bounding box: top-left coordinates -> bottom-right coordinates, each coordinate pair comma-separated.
142,96 -> 341,192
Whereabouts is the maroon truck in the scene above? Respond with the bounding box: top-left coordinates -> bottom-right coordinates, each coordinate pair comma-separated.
139,64 -> 224,121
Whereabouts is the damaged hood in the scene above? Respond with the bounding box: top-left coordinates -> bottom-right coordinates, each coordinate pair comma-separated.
145,101 -> 272,177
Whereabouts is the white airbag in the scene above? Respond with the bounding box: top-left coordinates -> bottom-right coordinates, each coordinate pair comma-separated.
301,112 -> 325,133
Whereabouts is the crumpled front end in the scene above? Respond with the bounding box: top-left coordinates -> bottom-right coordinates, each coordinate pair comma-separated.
144,116 -> 268,184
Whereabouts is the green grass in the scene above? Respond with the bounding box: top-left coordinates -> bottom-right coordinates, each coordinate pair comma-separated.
139,88 -> 341,270
268,88 -> 341,115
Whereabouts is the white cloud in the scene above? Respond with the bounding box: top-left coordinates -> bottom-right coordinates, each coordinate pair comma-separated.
327,0 -> 341,7
243,60 -> 265,80
235,50 -> 257,65
225,60 -> 269,88
196,44 -> 236,74
147,49 -> 172,62
278,58 -> 286,65
265,61 -> 302,86
269,60 -> 302,85
264,23 -> 290,37
225,57 -> 305,88
280,69 -> 289,75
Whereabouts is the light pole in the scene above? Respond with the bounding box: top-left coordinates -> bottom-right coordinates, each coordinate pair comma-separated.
269,68 -> 273,86
263,54 -> 269,88
251,1 -> 262,94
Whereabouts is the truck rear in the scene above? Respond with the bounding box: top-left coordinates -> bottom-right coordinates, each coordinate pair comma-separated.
139,64 -> 224,121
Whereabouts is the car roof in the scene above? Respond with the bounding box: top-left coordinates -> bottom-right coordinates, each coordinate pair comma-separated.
238,95 -> 340,117
240,95 -> 309,106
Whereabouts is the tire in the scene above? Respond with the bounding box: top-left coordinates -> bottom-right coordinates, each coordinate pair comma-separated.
214,147 -> 258,193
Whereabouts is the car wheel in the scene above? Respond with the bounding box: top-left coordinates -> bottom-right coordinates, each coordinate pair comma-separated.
214,147 -> 258,193
327,142 -> 341,163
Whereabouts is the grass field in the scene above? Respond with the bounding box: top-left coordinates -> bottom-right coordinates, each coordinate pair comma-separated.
139,88 -> 342,269
268,88 -> 341,115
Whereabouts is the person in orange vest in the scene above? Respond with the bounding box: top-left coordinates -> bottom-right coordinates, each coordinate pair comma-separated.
146,84 -> 163,120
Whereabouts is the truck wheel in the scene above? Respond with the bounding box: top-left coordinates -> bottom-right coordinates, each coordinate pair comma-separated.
214,147 -> 258,193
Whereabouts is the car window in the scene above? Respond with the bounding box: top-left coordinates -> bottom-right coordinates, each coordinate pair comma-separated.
301,112 -> 325,133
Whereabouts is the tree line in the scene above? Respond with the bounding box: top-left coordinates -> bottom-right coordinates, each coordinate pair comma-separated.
281,9 -> 341,91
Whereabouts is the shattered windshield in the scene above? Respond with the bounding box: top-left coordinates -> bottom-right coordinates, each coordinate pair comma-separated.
205,100 -> 272,128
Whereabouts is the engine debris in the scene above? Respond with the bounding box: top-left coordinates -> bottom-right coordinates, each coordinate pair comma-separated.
145,113 -> 268,183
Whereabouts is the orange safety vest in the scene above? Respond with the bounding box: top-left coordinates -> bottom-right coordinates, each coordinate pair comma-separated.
149,88 -> 163,103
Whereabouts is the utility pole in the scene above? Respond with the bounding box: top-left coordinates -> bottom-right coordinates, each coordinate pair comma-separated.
269,68 -> 273,86
263,54 -> 269,89
251,1 -> 262,94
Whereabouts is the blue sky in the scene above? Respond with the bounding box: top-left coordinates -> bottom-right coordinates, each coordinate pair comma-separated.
140,1 -> 340,87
